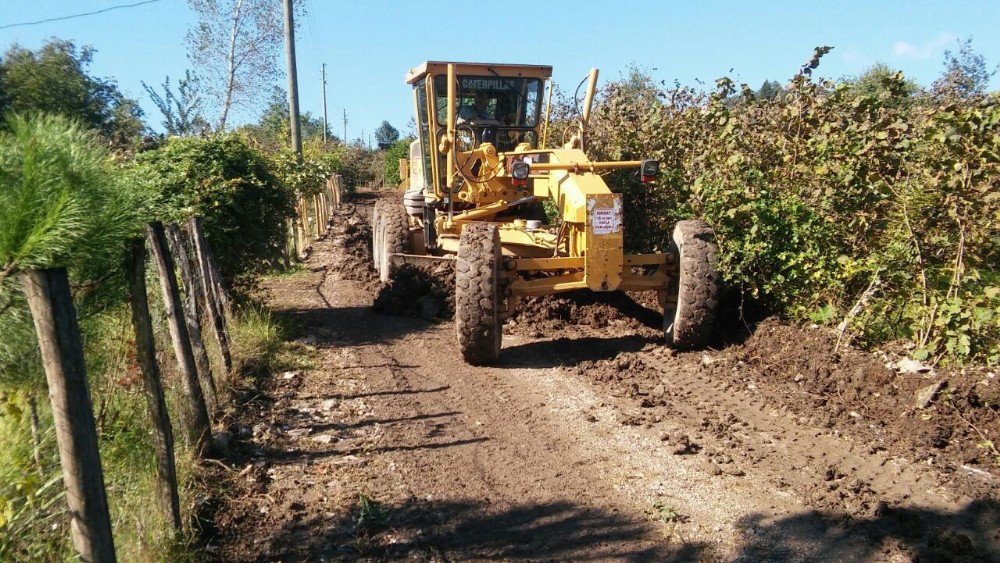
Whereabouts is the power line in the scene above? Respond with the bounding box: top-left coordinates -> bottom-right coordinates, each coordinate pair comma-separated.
0,0 -> 164,31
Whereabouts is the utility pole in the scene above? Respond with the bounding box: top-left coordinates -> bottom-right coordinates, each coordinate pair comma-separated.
321,63 -> 328,144
343,109 -> 348,145
282,0 -> 302,162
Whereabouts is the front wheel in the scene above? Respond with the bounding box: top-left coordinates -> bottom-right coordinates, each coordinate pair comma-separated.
455,223 -> 502,365
664,220 -> 720,349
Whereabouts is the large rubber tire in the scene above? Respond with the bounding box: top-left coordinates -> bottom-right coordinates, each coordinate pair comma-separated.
664,220 -> 720,349
377,202 -> 410,283
456,223 -> 502,365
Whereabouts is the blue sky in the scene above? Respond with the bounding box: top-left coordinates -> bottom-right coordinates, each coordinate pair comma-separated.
2,1 -> 998,141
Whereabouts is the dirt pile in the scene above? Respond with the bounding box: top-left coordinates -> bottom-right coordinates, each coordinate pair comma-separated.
565,339 -> 998,560
327,203 -> 377,286
372,262 -> 455,320
328,196 -> 456,320
713,320 -> 999,497
565,318 -> 998,505
507,290 -> 663,339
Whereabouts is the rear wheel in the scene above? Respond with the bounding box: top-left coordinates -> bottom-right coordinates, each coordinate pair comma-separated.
456,223 -> 502,365
664,220 -> 720,348
377,202 -> 410,283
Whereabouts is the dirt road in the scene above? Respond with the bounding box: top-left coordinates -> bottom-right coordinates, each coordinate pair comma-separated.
211,202 -> 998,562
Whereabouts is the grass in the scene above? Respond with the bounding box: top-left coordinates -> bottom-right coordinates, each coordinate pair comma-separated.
652,501 -> 682,524
0,298 -> 294,561
230,304 -> 316,377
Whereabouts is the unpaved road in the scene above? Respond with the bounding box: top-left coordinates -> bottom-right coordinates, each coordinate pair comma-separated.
211,202 -> 999,562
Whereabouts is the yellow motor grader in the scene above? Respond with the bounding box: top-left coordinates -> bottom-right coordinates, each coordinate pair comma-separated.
372,61 -> 719,364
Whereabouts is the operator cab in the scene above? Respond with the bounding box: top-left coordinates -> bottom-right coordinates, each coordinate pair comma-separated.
405,61 -> 552,193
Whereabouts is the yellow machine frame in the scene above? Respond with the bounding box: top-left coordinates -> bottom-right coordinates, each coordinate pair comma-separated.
402,61 -> 673,313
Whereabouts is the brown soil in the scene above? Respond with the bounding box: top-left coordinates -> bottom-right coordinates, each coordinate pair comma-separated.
209,197 -> 999,562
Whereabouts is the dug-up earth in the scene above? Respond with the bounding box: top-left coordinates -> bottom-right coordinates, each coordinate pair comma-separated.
209,197 -> 999,562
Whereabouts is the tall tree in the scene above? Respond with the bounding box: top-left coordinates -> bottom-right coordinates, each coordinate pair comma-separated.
932,37 -> 997,98
0,39 -> 146,147
755,80 -> 784,101
186,0 -> 302,131
374,120 -> 399,149
243,86 -> 331,150
847,63 -> 920,100
142,70 -> 210,137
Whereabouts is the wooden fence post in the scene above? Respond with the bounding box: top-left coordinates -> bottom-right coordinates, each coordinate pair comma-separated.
20,268 -> 117,563
166,224 -> 218,412
282,218 -> 293,269
147,222 -> 211,457
317,192 -> 326,234
126,238 -> 183,532
298,196 -> 309,252
313,194 -> 322,238
186,217 -> 233,376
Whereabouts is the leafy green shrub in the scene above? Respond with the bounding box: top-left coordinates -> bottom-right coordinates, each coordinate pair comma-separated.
383,138 -> 413,186
266,139 -> 342,198
130,134 -> 295,288
581,54 -> 999,364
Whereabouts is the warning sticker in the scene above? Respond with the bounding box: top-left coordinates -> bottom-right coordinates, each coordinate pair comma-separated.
590,207 -> 620,235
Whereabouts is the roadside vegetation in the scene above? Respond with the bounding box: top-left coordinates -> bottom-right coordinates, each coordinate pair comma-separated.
0,23 -> 996,561
572,44 -> 998,365
0,37 -> 388,559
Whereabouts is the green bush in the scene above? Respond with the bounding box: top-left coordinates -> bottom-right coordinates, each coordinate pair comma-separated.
130,134 -> 295,288
384,138 -> 413,186
266,141 -> 341,198
582,57 -> 999,364
0,113 -> 149,389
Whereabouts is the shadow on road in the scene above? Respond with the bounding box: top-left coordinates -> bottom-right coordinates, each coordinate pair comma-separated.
233,497 -> 700,562
265,437 -> 490,466
736,498 -> 1000,562
273,305 -> 431,347
295,385 -> 451,402
500,335 -> 657,369
224,495 -> 1000,562
310,410 -> 462,432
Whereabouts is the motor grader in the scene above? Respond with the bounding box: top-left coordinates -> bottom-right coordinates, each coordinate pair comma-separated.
372,61 -> 719,365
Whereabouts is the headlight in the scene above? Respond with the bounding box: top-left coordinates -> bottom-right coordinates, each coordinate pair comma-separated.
511,161 -> 530,187
640,159 -> 660,183
511,161 -> 530,180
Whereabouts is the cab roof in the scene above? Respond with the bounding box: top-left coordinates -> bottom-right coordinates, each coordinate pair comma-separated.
405,61 -> 553,85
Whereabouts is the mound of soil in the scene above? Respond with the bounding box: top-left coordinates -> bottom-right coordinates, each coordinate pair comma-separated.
327,195 -> 456,321
710,320 -> 999,497
507,290 -> 663,339
327,203 -> 377,286
372,262 -> 455,320
566,317 -> 999,503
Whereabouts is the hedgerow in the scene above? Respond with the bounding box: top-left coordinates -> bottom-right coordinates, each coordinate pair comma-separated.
129,134 -> 295,288
582,55 -> 999,364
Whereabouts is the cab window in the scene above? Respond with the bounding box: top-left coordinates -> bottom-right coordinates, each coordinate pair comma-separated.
433,76 -> 543,127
